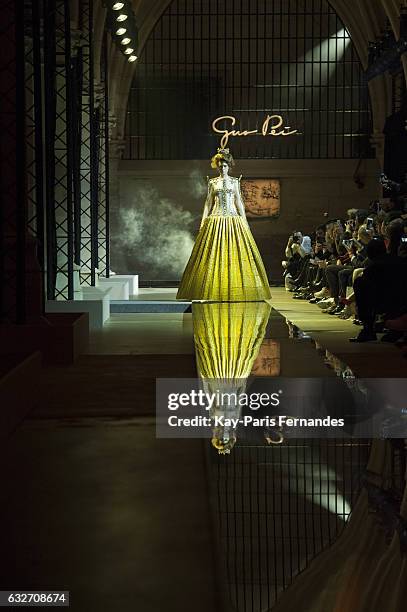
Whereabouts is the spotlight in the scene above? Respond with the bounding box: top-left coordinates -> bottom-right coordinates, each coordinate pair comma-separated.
106,1 -> 139,64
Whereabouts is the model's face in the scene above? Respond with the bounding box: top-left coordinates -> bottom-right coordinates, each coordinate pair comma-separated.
217,160 -> 229,174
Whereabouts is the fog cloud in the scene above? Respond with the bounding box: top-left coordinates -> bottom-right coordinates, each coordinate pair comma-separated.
117,185 -> 195,278
188,169 -> 208,199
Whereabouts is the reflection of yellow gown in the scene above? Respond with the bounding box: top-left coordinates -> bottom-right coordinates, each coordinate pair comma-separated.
192,301 -> 271,452
192,301 -> 271,379
177,176 -> 272,302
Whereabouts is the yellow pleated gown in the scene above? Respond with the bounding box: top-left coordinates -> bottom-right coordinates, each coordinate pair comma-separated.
176,175 -> 271,301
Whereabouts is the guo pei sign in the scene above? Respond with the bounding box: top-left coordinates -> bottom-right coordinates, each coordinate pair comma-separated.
212,114 -> 298,148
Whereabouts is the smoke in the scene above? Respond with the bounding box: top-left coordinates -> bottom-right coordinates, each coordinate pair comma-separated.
188,169 -> 208,199
117,185 -> 195,278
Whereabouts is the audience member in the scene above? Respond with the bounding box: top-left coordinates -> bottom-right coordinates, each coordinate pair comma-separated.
283,190 -> 407,348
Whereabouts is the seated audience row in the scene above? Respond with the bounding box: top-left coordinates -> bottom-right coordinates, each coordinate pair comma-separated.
282,194 -> 407,345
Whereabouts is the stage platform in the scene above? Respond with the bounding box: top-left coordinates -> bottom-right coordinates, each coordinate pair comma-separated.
111,288 -> 190,313
27,287 -> 406,421
28,286 -> 406,422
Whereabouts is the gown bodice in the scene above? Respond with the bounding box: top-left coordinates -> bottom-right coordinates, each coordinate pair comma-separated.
209,177 -> 240,217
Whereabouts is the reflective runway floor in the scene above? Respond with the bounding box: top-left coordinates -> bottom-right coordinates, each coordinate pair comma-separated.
0,288 -> 404,611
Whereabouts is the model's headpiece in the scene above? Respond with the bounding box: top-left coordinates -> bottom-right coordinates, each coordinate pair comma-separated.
211,435 -> 236,455
211,147 -> 235,169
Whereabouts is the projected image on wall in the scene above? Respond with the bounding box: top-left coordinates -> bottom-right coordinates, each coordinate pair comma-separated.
251,339 -> 281,377
241,179 -> 281,218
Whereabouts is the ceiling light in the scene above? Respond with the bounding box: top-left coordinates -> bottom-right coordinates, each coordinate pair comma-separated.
124,48 -> 134,54
112,2 -> 125,9
116,27 -> 126,35
116,14 -> 128,22
128,55 -> 137,62
121,37 -> 131,45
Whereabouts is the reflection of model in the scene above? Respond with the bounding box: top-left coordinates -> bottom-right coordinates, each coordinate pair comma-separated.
192,301 -> 271,453
176,148 -> 271,301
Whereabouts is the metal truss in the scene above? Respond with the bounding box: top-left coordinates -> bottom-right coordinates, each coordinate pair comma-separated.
24,0 -> 45,303
79,0 -> 98,287
79,0 -> 109,285
1,0 -> 110,312
97,30 -> 110,278
52,0 -> 74,299
0,0 -> 27,322
71,39 -> 83,271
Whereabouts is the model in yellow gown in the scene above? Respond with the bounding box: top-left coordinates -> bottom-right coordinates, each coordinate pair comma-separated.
176,148 -> 271,302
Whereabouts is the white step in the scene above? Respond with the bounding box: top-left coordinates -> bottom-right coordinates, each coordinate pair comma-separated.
107,274 -> 139,295
98,277 -> 130,300
46,288 -> 111,329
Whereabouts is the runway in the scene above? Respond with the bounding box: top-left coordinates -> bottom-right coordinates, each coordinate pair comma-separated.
96,287 -> 406,377
271,288 -> 406,378
1,287 -> 401,611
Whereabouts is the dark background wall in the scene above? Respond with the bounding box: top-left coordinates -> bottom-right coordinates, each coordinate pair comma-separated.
113,0 -> 378,285
123,0 -> 373,163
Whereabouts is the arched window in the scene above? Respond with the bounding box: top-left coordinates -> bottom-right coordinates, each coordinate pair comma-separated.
124,0 -> 373,160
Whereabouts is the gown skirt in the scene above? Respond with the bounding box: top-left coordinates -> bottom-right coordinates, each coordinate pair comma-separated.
176,215 -> 272,301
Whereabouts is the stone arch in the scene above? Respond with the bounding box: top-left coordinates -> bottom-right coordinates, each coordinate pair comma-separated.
329,0 -> 392,163
104,0 -> 400,161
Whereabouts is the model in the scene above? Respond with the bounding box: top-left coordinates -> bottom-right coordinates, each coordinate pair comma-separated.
176,148 -> 272,301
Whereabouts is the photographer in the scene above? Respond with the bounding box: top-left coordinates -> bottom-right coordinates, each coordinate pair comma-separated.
285,232 -> 309,258
283,232 -> 312,290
